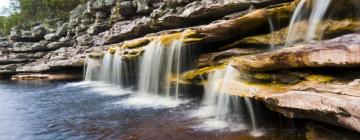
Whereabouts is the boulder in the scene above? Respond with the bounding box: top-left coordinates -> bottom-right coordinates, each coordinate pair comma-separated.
231,34 -> 360,72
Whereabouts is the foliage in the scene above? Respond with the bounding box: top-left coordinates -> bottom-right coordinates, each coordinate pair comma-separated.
0,0 -> 87,35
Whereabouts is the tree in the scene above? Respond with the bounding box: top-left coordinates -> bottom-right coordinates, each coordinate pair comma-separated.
0,0 -> 87,34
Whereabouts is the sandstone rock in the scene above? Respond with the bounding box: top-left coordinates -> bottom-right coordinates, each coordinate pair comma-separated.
231,34 -> 360,72
47,40 -> 75,50
32,24 -> 47,40
109,1 -> 136,22
133,0 -> 152,14
91,0 -> 116,11
0,63 -> 24,75
198,48 -> 265,68
9,26 -> 22,41
153,0 -> 288,28
87,23 -> 109,35
16,46 -> 87,73
94,11 -> 108,23
266,90 -> 360,132
229,19 -> 360,47
44,33 -> 59,41
77,34 -> 94,45
0,40 -> 12,48
11,41 -> 48,52
11,73 -> 82,81
55,23 -> 69,37
0,52 -> 46,65
9,25 -> 47,42
305,123 -> 360,140
101,17 -> 153,44
197,1 -> 297,43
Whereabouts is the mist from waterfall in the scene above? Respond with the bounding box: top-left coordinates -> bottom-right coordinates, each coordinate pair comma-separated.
192,65 -> 263,136
285,0 -> 331,47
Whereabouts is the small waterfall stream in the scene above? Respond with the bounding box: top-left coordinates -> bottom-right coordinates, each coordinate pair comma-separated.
267,18 -> 276,50
85,31 -> 190,101
137,39 -> 184,98
285,0 -> 332,47
84,56 -> 101,81
193,65 -> 263,136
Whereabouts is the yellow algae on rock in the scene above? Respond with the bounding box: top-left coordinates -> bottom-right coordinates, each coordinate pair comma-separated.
305,75 -> 335,83
156,29 -> 203,46
181,65 -> 226,81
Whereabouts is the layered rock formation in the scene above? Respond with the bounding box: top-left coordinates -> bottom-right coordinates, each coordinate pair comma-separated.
1,0 -> 360,135
0,0 -> 292,77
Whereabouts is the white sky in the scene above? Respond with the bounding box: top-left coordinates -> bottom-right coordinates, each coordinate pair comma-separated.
0,0 -> 11,16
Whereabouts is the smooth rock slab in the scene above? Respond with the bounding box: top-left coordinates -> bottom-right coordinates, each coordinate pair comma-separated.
231,34 -> 360,72
11,73 -> 82,81
266,90 -> 360,132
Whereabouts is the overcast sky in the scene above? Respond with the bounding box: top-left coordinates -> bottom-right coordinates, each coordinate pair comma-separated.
0,0 -> 11,16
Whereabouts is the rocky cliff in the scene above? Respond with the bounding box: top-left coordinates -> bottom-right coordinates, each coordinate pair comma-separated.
1,0 -> 360,134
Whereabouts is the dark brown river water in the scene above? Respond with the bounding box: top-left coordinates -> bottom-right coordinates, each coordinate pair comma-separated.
0,80 -> 308,140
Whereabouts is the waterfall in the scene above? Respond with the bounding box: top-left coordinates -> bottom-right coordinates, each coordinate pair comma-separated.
84,56 -> 101,81
267,18 -> 276,50
84,30 -> 191,101
138,39 -> 184,98
285,0 -> 331,47
84,48 -> 129,87
193,65 -> 262,136
305,0 -> 331,41
99,52 -> 114,82
112,50 -> 124,85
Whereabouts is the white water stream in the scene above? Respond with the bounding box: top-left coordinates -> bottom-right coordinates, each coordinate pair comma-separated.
285,0 -> 331,47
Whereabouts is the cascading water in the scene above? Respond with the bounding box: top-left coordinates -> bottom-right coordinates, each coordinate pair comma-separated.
99,52 -> 114,82
267,18 -> 276,50
84,31 -> 192,108
84,56 -> 102,81
285,0 -> 331,47
138,36 -> 186,99
84,47 -> 131,87
193,65 -> 263,136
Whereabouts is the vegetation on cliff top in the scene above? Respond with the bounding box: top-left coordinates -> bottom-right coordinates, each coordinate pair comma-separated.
0,0 -> 87,35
